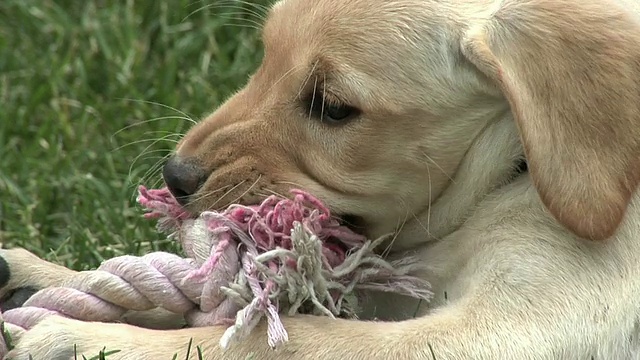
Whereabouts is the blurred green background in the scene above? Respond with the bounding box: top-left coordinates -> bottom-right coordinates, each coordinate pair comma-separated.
0,0 -> 270,270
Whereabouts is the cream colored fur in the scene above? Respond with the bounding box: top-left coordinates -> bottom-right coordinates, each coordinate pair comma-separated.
4,0 -> 640,358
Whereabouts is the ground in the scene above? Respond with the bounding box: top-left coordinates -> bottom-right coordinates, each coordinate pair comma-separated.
0,0 -> 270,270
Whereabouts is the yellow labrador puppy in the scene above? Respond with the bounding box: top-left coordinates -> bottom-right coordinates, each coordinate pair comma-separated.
4,0 -> 640,358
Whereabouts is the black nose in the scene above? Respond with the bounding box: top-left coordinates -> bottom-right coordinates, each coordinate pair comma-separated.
162,156 -> 206,206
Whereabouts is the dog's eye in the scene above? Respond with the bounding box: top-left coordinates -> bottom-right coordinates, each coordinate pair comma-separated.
307,91 -> 360,125
323,103 -> 359,124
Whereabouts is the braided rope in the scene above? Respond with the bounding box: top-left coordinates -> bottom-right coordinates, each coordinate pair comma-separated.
0,187 -> 432,355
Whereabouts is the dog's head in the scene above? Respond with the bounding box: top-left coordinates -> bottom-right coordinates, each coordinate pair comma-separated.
164,0 -> 640,244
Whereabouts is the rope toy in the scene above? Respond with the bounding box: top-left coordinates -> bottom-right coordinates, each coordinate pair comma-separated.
0,187 -> 432,354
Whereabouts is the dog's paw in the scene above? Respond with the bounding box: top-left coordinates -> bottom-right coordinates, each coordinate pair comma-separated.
0,249 -> 40,311
5,315 -> 137,360
0,248 -> 75,311
5,315 -> 85,360
4,315 -> 222,360
0,288 -> 38,313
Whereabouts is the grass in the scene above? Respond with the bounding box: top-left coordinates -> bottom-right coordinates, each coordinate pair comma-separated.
0,0 -> 271,270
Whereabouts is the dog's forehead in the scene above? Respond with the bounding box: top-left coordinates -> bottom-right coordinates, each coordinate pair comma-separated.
255,0 -> 459,110
262,0 -> 447,79
264,0 -> 441,55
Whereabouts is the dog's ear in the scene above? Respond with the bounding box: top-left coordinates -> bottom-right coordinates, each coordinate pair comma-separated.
461,0 -> 640,240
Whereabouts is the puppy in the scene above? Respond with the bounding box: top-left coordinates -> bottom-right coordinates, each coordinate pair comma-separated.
3,0 -> 640,358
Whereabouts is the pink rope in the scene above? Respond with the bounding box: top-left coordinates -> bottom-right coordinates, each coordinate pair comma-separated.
0,186 -> 432,354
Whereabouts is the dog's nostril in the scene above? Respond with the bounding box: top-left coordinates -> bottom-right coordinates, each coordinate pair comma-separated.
162,156 -> 206,206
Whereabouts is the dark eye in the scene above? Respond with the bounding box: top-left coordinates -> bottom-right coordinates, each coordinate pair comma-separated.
307,91 -> 360,125
323,103 -> 359,123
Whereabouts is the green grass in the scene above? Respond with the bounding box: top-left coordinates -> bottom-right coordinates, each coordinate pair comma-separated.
0,0 -> 270,270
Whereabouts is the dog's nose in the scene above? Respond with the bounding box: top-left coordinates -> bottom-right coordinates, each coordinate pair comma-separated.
162,156 -> 206,206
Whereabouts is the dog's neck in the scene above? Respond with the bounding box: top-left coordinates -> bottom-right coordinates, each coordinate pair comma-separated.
395,113 -> 525,250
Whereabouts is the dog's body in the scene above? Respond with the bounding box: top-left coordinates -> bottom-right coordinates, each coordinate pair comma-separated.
4,0 -> 640,358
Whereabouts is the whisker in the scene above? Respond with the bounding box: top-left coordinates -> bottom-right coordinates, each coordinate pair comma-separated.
410,159 -> 443,241
117,98 -> 196,122
111,116 -> 193,140
320,74 -> 327,122
182,4 -> 266,31
137,151 -> 173,186
223,174 -> 263,207
183,1 -> 269,23
381,199 -> 410,257
297,60 -> 320,100
223,0 -> 269,15
272,180 -> 306,188
425,158 -> 433,238
187,184 -> 235,206
259,187 -> 290,199
112,133 -> 180,152
203,180 -> 248,210
216,3 -> 266,21
216,13 -> 265,30
267,63 -> 305,94
126,151 -> 174,203
411,212 -> 438,240
148,176 -> 168,192
127,138 -> 174,182
307,76 -> 319,122
227,0 -> 270,13
420,150 -> 455,183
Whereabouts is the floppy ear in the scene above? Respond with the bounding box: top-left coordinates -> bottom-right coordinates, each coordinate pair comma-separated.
461,0 -> 640,240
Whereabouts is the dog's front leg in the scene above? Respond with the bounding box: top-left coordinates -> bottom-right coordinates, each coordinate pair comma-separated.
5,299 -> 548,360
3,311 -> 457,360
0,248 -> 76,309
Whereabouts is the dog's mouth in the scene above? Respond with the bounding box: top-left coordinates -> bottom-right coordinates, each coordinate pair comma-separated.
186,189 -> 370,239
319,213 -> 369,258
338,214 -> 368,236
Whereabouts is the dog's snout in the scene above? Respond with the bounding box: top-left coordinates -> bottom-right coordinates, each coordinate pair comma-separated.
162,156 -> 206,206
